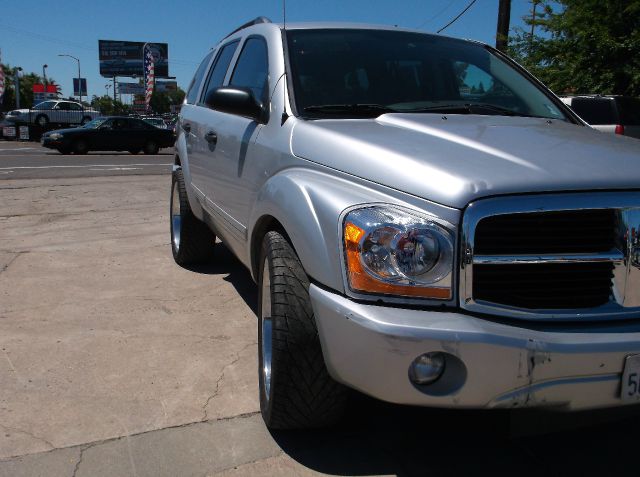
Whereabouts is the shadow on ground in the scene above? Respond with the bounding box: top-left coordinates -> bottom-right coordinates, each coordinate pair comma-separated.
272,395 -> 640,476
182,242 -> 640,476
181,241 -> 258,315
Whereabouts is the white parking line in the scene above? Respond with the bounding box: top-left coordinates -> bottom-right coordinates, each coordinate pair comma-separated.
0,148 -> 41,152
89,167 -> 143,171
0,163 -> 171,170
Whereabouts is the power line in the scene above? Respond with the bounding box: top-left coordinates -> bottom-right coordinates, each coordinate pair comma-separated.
416,0 -> 457,30
437,0 -> 478,34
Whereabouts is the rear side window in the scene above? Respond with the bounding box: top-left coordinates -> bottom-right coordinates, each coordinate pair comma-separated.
186,51 -> 214,104
201,41 -> 240,104
230,37 -> 269,102
570,98 -> 617,125
617,97 -> 640,125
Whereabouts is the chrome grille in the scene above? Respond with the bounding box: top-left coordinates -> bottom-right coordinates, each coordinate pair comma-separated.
460,193 -> 640,321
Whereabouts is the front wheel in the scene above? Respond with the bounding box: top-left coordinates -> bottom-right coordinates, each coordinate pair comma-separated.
73,139 -> 88,155
258,231 -> 348,429
170,168 -> 216,265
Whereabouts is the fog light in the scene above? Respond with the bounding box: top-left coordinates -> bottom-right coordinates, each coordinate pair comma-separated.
409,352 -> 446,385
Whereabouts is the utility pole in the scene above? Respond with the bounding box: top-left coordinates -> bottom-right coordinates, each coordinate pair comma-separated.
496,0 -> 511,52
14,67 -> 23,109
113,76 -> 117,102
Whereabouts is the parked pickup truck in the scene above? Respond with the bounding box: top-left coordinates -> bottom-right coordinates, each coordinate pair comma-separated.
172,18 -> 640,429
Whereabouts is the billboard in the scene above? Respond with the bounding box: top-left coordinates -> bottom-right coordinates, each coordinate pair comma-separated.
118,82 -> 144,95
99,40 -> 169,78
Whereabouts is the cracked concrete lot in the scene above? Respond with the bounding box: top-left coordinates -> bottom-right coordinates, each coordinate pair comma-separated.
3,173 -> 640,477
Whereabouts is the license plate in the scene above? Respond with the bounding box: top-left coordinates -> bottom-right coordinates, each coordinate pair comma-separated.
621,354 -> 640,401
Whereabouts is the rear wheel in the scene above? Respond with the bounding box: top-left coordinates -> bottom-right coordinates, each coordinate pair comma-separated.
35,114 -> 49,127
258,231 -> 348,429
170,168 -> 216,265
128,149 -> 141,155
73,139 -> 88,155
57,147 -> 71,155
143,140 -> 159,155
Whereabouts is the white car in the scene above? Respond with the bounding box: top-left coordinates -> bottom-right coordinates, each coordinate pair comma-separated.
5,100 -> 101,127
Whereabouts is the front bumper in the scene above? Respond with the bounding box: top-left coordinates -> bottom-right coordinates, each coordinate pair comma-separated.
311,285 -> 640,411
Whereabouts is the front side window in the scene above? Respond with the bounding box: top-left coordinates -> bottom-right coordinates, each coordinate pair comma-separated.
186,50 -> 214,104
230,37 -> 269,102
201,40 -> 240,104
68,103 -> 82,111
286,29 -> 568,121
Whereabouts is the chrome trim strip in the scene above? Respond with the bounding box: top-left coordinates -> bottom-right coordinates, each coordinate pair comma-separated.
460,192 -> 640,321
473,250 -> 624,265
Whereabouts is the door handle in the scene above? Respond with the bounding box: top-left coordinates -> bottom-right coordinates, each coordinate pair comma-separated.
182,123 -> 191,133
204,131 -> 218,145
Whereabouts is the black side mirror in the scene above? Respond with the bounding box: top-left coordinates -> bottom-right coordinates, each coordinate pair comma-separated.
205,87 -> 266,123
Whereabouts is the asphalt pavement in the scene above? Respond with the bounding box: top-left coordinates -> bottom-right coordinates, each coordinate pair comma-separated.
0,140 -> 172,179
1,140 -> 640,476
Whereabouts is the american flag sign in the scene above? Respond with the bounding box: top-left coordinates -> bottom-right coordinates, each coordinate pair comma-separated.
143,44 -> 155,112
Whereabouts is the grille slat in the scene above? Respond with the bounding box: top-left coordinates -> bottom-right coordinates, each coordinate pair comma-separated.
472,210 -> 617,310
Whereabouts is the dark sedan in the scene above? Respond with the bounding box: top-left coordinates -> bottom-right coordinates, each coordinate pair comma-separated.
41,116 -> 175,154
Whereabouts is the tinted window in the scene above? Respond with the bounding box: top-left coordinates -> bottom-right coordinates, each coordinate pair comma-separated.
570,98 -> 617,125
286,29 -> 567,120
617,97 -> 640,126
201,41 -> 240,103
33,101 -> 55,110
230,37 -> 269,101
57,102 -> 70,110
129,118 -> 151,129
186,51 -> 214,104
68,103 -> 82,111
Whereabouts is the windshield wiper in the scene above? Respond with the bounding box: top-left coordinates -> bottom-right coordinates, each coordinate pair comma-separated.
303,103 -> 398,117
403,103 -> 545,118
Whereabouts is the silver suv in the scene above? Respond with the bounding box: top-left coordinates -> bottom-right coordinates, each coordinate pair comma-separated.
172,18 -> 640,429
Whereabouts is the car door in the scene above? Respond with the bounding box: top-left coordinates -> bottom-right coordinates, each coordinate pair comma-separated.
202,36 -> 269,244
94,118 -> 121,150
67,102 -> 83,124
186,40 -> 240,203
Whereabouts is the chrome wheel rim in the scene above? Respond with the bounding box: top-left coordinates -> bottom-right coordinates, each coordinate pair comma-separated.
170,181 -> 181,251
261,259 -> 272,403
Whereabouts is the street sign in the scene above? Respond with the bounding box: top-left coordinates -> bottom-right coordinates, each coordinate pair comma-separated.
98,40 -> 169,78
73,78 -> 87,96
156,81 -> 177,93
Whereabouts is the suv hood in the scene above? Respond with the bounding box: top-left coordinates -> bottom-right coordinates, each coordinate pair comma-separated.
290,114 -> 640,209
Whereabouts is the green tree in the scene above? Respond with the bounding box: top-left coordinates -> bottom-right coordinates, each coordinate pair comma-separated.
1,64 -> 59,111
149,87 -> 185,114
509,0 -> 640,96
90,95 -> 130,115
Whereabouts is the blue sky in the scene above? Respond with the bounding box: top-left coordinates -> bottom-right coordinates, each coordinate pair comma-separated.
0,0 -> 535,101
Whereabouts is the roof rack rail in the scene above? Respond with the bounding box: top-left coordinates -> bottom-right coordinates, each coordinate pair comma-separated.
224,17 -> 272,39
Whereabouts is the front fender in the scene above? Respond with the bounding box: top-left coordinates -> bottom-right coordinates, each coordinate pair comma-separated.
248,168 -> 421,293
174,131 -> 205,220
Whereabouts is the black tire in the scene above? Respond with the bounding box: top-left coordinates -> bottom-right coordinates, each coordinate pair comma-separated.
143,140 -> 159,155
35,114 -> 49,127
73,139 -> 88,155
258,231 -> 348,429
128,149 -> 141,155
170,168 -> 216,265
57,147 -> 71,155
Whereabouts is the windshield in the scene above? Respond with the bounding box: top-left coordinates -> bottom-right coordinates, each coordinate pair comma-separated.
143,118 -> 164,127
33,101 -> 56,110
286,29 -> 569,121
83,118 -> 107,129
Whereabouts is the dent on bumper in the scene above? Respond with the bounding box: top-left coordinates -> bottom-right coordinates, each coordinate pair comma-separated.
310,285 -> 640,411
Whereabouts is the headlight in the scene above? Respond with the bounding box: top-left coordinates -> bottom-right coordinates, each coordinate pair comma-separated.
343,205 -> 454,299
49,133 -> 63,140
